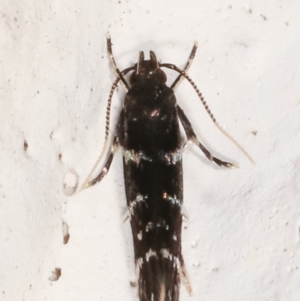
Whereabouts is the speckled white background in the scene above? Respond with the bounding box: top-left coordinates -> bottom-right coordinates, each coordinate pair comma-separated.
1,0 -> 300,300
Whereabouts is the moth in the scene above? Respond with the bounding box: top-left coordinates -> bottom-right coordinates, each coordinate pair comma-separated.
82,34 -> 252,301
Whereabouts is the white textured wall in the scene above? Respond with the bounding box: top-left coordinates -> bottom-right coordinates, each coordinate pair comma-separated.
1,0 -> 300,300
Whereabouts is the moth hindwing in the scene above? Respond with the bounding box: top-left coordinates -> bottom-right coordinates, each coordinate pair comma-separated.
82,34 -> 241,301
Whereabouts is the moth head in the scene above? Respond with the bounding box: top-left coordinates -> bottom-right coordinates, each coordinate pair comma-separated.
130,51 -> 167,84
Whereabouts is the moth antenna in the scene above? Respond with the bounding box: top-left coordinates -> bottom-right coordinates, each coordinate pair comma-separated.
171,42 -> 198,90
161,63 -> 255,165
107,32 -> 130,90
81,64 -> 135,190
106,32 -> 119,74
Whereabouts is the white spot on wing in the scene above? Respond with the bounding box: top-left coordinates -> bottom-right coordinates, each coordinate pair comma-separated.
136,257 -> 143,268
128,194 -> 148,218
128,200 -> 137,217
123,149 -> 152,164
173,256 -> 180,268
135,257 -> 144,279
160,248 -> 170,258
145,249 -> 157,261
146,221 -> 153,232
162,148 -> 182,165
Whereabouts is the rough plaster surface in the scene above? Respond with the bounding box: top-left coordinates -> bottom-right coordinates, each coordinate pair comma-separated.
1,0 -> 300,300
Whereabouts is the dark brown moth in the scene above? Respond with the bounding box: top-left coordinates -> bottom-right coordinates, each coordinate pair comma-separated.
82,34 -> 251,301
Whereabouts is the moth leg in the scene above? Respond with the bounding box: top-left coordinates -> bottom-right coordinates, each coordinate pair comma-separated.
179,257 -> 193,296
170,42 -> 198,90
85,136 -> 119,188
177,105 -> 237,168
